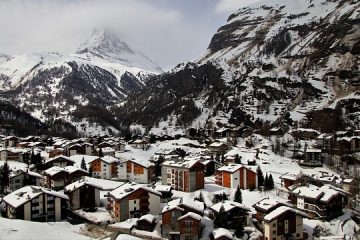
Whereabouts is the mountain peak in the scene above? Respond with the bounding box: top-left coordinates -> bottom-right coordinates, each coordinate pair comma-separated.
76,27 -> 162,73
76,27 -> 134,55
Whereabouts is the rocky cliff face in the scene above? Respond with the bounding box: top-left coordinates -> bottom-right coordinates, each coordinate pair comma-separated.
115,0 -> 360,135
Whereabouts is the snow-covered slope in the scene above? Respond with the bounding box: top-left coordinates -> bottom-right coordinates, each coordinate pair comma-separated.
115,0 -> 360,135
0,28 -> 162,135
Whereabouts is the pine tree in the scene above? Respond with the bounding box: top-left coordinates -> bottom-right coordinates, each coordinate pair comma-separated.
268,174 -> 275,190
264,173 -> 269,191
235,154 -> 241,164
214,205 -> 227,228
1,161 -> 10,194
234,185 -> 242,203
196,191 -> 204,202
89,167 -> 93,177
257,166 -> 264,190
81,157 -> 87,171
98,148 -> 104,157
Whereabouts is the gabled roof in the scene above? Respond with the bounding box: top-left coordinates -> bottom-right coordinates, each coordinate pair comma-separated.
45,155 -> 75,164
178,212 -> 202,221
64,177 -> 123,192
109,182 -> 161,201
253,198 -> 292,212
213,228 -> 233,239
162,160 -> 203,169
128,158 -> 154,168
211,200 -> 250,213
264,206 -> 307,222
165,197 -> 205,214
3,186 -> 68,208
138,214 -> 156,223
44,166 -> 87,177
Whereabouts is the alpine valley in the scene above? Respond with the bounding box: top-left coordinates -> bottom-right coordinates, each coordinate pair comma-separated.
1,0 -> 360,138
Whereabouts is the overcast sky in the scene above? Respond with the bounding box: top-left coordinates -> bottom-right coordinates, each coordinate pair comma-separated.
0,0 -> 259,70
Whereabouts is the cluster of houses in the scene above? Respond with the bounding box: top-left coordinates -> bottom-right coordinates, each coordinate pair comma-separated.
0,132 -> 357,240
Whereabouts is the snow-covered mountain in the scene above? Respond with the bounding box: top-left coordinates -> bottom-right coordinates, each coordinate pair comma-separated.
115,0 -> 360,135
0,28 -> 162,135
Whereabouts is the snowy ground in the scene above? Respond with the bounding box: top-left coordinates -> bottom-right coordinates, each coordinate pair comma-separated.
74,207 -> 114,224
0,217 -> 90,240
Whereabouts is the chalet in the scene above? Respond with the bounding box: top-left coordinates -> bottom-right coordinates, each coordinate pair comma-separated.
108,182 -> 161,221
263,206 -> 307,240
9,170 -> 42,192
154,185 -> 173,202
131,139 -> 150,150
161,160 -> 205,192
136,214 -> 156,232
0,148 -> 30,162
81,143 -> 93,155
48,148 -> 64,158
291,128 -> 320,140
280,173 -> 299,189
215,128 -> 231,139
89,156 -> 120,179
253,198 -> 293,230
200,158 -> 221,177
68,144 -> 83,156
45,155 -> 75,168
125,158 -> 155,183
44,166 -> 88,191
210,200 -> 250,229
178,212 -> 203,240
64,177 -> 123,210
2,186 -> 68,222
215,164 -> 258,189
208,142 -> 229,155
2,136 -> 19,148
342,178 -> 355,193
288,184 -> 348,220
96,147 -> 116,157
337,136 -> 360,154
213,228 -> 233,240
316,134 -> 336,151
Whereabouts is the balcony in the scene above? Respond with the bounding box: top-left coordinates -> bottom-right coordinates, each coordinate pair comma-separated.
304,203 -> 325,217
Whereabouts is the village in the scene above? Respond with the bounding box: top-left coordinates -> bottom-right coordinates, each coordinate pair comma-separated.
0,125 -> 359,240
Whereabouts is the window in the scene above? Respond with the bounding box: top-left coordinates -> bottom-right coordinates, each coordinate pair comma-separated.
134,200 -> 136,204
15,179 -> 20,183
273,231 -> 276,235
185,220 -> 193,226
273,223 -> 276,227
296,233 -> 300,237
186,227 -> 192,233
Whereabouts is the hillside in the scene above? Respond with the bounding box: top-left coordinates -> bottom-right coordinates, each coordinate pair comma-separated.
115,0 -> 360,135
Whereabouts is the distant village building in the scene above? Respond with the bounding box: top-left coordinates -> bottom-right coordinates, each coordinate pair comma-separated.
44,166 -> 88,190
45,155 -> 75,168
2,186 -> 68,222
108,182 -> 161,221
89,156 -> 120,179
125,159 -> 155,184
215,164 -> 258,189
9,170 -> 42,192
161,160 -> 205,192
288,184 -> 348,220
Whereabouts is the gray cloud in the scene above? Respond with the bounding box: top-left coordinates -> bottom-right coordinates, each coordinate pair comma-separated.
0,0 -> 229,70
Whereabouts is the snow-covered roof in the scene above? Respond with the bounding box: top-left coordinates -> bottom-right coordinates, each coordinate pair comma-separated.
177,212 -> 202,221
217,164 -> 257,173
109,182 -> 161,200
3,186 -> 68,208
162,159 -> 202,169
45,155 -> 74,164
291,184 -> 346,202
343,178 -> 354,183
44,166 -> 87,176
253,198 -> 292,212
165,197 -> 205,214
264,206 -> 307,222
209,142 -> 227,147
100,156 -> 120,164
138,213 -> 156,223
211,200 -> 250,213
10,169 -> 42,179
65,177 -> 124,192
280,172 -> 298,181
154,185 -> 172,192
128,158 -> 153,168
213,228 -> 233,239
